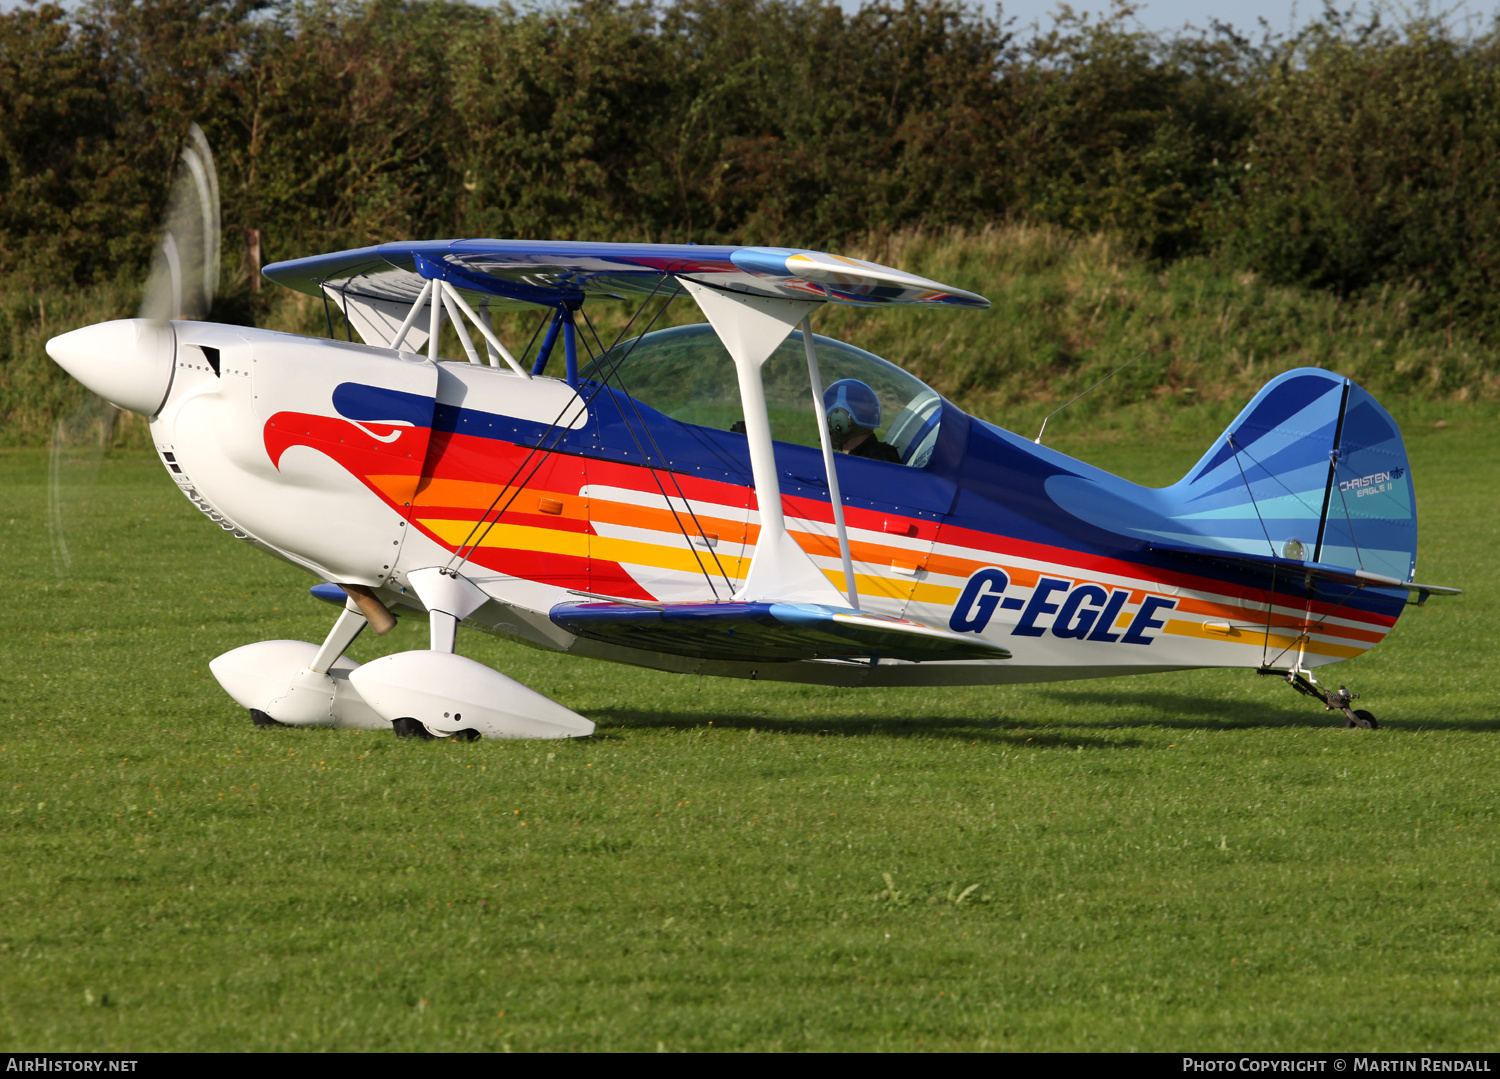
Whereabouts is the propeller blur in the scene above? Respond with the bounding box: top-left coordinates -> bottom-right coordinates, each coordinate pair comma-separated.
46,124 -> 220,582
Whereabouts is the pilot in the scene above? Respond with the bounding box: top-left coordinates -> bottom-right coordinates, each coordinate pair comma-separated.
824,379 -> 901,463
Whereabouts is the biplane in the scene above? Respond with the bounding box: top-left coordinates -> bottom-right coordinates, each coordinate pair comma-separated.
44,138 -> 1458,740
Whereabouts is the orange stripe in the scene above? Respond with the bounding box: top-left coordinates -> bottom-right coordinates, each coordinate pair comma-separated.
1162,619 -> 1368,660
396,478 -> 1390,650
1171,595 -> 1386,644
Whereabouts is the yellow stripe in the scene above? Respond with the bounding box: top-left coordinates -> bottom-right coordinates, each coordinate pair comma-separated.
420,513 -> 1369,658
828,569 -> 917,601
419,519 -> 751,578
1162,618 -> 1366,659
595,536 -> 750,579
911,579 -> 962,606
422,519 -> 590,559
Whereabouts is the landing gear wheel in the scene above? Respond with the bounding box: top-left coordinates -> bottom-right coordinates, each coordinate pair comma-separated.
1261,669 -> 1377,729
454,728 -> 482,742
250,708 -> 287,729
392,717 -> 436,740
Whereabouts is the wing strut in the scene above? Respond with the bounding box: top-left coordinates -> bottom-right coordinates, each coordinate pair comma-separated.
679,279 -> 846,606
379,258 -> 533,378
800,314 -> 858,607
389,279 -> 433,352
438,280 -> 529,377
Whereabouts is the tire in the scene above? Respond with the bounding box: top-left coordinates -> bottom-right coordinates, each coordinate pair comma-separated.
392,717 -> 436,740
1353,709 -> 1378,730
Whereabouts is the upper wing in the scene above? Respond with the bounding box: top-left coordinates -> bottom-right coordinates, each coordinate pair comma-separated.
262,240 -> 990,313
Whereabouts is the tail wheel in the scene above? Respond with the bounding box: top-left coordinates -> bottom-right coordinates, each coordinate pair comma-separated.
1343,709 -> 1379,730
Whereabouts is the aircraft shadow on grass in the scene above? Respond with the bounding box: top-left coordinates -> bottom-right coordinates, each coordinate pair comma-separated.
1032,688 -> 1500,732
593,686 -> 1500,739
590,709 -> 1143,749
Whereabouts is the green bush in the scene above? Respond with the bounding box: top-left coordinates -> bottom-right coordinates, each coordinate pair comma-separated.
1223,8 -> 1500,338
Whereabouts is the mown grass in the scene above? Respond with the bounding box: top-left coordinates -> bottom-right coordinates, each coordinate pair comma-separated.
6,224 -> 1500,448
1,399 -> 1496,1051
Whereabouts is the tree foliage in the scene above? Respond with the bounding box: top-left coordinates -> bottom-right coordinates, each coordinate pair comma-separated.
3,0 -> 1499,336
1223,8 -> 1500,336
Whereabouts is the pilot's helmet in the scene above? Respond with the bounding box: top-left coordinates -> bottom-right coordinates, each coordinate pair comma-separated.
823,379 -> 882,437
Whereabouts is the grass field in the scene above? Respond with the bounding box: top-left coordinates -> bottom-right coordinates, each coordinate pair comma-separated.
1,405 -> 1497,1052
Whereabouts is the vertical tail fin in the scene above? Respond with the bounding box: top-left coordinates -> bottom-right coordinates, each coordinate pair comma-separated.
1169,368 -> 1417,582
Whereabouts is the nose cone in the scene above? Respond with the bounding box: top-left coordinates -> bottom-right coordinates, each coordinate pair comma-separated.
46,318 -> 176,416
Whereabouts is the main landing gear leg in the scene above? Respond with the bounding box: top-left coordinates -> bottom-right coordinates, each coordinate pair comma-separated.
1258,667 -> 1378,729
311,602 -> 370,673
248,600 -> 369,731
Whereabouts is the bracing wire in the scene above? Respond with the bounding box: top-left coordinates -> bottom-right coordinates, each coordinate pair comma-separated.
580,300 -> 734,591
319,280 -> 336,339
440,387 -> 591,575
1229,435 -> 1278,558
515,307 -> 551,369
1260,570 -> 1373,671
578,305 -> 735,596
441,284 -> 687,580
1224,437 -> 1325,521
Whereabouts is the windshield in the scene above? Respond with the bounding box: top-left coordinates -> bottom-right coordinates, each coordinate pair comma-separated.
580,323 -> 944,467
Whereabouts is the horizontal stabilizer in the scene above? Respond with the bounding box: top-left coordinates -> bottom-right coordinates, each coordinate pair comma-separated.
1150,542 -> 1461,602
550,599 -> 1011,664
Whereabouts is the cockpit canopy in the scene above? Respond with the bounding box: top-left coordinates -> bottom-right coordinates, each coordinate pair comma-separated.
580,324 -> 944,468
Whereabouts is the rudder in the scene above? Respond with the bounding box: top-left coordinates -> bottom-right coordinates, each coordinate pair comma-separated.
1168,368 -> 1417,582
1317,383 -> 1416,581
